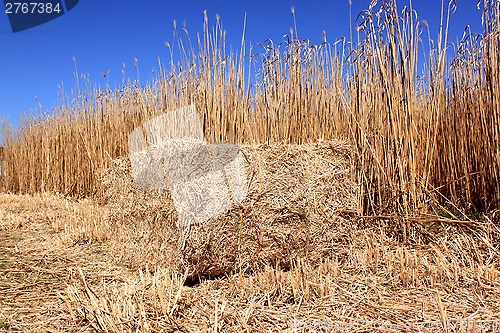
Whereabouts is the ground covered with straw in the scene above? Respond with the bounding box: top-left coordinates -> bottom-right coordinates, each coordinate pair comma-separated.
1,191 -> 499,332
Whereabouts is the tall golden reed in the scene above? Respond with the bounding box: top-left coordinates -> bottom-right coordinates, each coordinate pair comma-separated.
1,0 -> 499,215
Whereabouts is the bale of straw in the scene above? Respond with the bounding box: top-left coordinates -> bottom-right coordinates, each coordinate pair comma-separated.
98,140 -> 360,277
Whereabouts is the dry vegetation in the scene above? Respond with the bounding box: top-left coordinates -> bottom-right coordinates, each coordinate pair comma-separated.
1,0 -> 500,332
1,0 -> 498,215
1,193 -> 499,332
98,141 -> 359,277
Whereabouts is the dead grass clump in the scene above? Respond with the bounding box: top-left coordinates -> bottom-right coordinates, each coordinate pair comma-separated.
98,140 -> 360,277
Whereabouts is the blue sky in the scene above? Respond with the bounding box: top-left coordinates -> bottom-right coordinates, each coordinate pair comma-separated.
0,0 -> 485,134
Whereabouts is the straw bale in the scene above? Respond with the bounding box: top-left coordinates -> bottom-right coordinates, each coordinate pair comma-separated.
98,140 -> 360,277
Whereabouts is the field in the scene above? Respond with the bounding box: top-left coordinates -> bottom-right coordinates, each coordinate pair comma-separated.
0,193 -> 499,332
1,0 -> 500,331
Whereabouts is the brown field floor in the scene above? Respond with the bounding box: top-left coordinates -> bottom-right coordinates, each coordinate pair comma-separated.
0,194 -> 132,332
1,193 -> 499,332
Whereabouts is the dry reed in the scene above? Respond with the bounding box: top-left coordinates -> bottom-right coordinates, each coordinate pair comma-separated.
1,0 -> 498,216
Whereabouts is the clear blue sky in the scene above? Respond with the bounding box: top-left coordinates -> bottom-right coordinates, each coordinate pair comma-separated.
0,0 -> 485,135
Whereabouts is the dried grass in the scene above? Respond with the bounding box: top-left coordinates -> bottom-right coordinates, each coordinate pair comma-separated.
0,193 -> 130,332
0,0 -> 499,331
1,193 -> 499,332
1,1 -> 499,215
63,215 -> 500,332
98,140 -> 359,277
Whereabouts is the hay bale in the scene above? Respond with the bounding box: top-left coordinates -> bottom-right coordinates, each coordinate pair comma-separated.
99,140 -> 360,277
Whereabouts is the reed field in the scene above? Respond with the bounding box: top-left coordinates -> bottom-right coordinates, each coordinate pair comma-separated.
1,0 -> 498,215
1,0 -> 500,332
